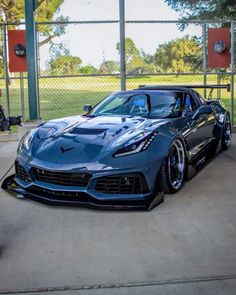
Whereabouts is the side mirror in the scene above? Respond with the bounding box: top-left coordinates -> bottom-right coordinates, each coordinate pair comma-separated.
84,104 -> 92,113
192,105 -> 212,120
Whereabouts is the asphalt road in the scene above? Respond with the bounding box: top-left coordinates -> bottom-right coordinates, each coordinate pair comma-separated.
0,139 -> 236,295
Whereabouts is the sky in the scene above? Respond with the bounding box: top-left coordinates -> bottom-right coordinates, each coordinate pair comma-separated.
39,0 -> 202,70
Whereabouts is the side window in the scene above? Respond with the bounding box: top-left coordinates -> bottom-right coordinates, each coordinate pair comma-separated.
185,94 -> 197,113
198,95 -> 206,105
193,90 -> 205,105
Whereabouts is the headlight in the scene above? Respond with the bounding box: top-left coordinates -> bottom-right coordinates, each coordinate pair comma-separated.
18,129 -> 36,152
113,131 -> 158,157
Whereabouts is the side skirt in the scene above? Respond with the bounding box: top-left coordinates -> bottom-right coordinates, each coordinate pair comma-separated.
186,140 -> 221,180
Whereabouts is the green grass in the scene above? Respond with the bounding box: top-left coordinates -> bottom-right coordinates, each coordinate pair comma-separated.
0,75 -> 234,130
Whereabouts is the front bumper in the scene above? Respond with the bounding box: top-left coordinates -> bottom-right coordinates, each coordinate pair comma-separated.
1,174 -> 164,211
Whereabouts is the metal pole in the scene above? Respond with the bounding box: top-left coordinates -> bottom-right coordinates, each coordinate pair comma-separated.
25,0 -> 39,120
231,22 -> 234,125
202,23 -> 207,99
119,0 -> 126,90
20,72 -> 25,120
217,70 -> 221,99
3,23 -> 10,116
35,23 -> 40,119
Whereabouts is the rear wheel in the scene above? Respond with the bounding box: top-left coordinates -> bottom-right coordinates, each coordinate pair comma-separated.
221,115 -> 231,151
159,139 -> 186,194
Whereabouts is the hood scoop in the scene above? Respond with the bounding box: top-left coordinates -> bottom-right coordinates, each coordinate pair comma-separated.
70,128 -> 108,135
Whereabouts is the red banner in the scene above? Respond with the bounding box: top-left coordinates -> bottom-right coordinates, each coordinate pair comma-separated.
208,28 -> 230,68
8,30 -> 27,72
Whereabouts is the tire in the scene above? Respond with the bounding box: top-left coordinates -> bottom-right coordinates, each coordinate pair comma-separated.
159,138 -> 186,194
221,114 -> 232,151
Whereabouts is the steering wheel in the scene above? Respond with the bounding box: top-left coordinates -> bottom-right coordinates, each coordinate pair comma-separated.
130,105 -> 148,115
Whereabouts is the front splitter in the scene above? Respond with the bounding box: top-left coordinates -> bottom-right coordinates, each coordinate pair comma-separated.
1,174 -> 164,211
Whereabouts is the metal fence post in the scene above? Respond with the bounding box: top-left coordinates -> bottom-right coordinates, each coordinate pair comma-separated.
20,72 -> 25,120
119,0 -> 126,90
3,23 -> 10,116
202,23 -> 207,99
35,23 -> 40,119
25,0 -> 40,120
231,22 -> 234,125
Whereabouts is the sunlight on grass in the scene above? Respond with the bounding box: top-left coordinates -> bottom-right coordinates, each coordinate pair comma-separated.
0,75 -> 234,124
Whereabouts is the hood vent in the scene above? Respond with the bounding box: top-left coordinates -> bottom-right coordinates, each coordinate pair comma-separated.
70,128 -> 108,135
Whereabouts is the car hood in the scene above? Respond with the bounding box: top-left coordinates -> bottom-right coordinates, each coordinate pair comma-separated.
26,115 -> 167,165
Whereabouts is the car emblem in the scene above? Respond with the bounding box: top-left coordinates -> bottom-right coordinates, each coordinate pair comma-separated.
60,146 -> 74,153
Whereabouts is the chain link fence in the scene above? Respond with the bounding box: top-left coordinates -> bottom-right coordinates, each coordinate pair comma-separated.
0,20 -> 235,125
0,24 -> 6,116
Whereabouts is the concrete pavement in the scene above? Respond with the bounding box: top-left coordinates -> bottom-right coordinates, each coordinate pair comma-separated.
0,139 -> 236,294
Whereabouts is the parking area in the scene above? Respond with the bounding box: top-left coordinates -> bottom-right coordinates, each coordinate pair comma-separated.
0,139 -> 236,295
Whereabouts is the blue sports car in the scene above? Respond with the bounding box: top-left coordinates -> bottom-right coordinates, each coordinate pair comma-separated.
2,85 -> 232,210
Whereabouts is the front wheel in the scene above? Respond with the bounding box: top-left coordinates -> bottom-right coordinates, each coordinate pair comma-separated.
221,114 -> 232,151
159,139 -> 186,194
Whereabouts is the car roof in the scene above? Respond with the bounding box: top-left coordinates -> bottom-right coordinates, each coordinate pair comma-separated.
135,85 -> 193,92
117,89 -> 185,96
136,84 -> 231,92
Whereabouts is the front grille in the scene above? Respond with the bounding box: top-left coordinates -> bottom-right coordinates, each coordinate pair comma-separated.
31,167 -> 92,187
25,186 -> 90,201
15,162 -> 31,183
95,173 -> 149,194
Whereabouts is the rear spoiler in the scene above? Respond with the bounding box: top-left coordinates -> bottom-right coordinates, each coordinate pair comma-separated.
138,84 -> 231,92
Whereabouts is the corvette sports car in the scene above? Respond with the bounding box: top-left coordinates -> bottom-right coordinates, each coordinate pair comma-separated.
2,84 -> 232,210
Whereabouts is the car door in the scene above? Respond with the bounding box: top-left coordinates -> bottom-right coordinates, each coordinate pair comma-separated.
181,92 -> 215,158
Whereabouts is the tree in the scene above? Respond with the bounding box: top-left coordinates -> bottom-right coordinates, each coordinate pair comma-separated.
164,0 -> 236,70
0,0 -> 66,76
0,0 -> 24,22
48,55 -> 82,75
141,49 -> 157,73
0,0 -> 66,45
164,0 -> 236,21
80,65 -> 99,74
127,56 -> 145,74
116,38 -> 140,64
154,36 -> 202,73
116,38 -> 145,74
99,60 -> 119,74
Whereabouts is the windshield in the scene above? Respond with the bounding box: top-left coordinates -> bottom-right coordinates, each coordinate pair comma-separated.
91,91 -> 183,118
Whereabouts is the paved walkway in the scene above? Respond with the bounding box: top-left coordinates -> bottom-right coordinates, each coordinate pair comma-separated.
0,139 -> 236,294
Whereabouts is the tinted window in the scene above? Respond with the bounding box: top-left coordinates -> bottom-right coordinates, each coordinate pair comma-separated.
91,91 -> 183,118
149,92 -> 182,118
